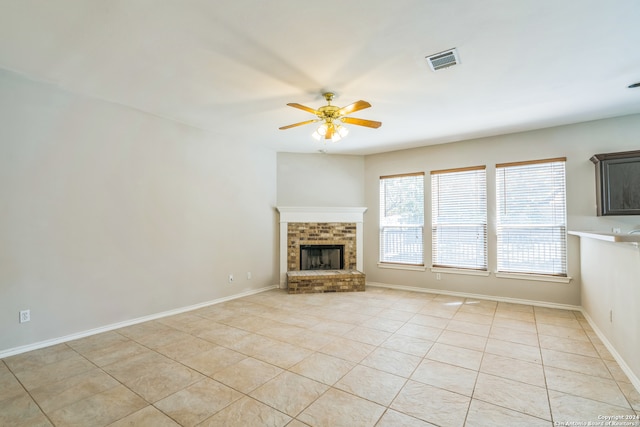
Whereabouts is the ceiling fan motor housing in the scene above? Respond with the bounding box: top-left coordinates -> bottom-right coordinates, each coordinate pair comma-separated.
318,105 -> 340,119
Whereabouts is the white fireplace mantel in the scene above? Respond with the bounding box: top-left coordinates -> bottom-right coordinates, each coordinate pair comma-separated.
276,207 -> 368,287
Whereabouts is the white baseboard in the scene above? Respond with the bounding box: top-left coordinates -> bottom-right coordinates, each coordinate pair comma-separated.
366,281 -> 581,311
367,280 -> 640,395
0,285 -> 279,359
580,310 -> 640,394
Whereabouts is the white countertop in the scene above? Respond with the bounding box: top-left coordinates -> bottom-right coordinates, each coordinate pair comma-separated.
568,230 -> 640,243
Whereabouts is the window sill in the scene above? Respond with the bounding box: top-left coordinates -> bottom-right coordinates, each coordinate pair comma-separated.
377,263 -> 426,272
430,267 -> 490,277
495,272 -> 572,284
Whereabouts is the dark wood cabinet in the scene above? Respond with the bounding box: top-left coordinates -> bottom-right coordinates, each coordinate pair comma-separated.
590,150 -> 640,216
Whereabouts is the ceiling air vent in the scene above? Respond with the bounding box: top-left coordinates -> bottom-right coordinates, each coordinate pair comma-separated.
426,48 -> 460,71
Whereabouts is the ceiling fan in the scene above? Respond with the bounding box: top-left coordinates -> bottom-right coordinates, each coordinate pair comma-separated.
279,92 -> 382,142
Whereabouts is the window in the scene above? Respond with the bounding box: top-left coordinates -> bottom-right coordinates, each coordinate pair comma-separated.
496,158 -> 567,276
379,173 -> 424,265
431,166 -> 487,270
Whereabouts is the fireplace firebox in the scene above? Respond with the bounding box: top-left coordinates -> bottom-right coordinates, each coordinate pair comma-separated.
300,244 -> 344,270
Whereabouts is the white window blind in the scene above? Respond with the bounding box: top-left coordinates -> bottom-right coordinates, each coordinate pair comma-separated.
379,173 -> 424,265
496,158 -> 567,276
431,166 -> 487,270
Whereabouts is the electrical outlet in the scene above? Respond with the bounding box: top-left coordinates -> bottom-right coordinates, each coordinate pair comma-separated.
610,310 -> 613,323
436,273 -> 441,280
19,310 -> 30,323
247,272 -> 252,280
612,227 -> 621,234
228,274 -> 234,284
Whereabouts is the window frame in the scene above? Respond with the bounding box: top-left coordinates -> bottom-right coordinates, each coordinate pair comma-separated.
378,172 -> 425,268
495,157 -> 568,279
431,166 -> 488,272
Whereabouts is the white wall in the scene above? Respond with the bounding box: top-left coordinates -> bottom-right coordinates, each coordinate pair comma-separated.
277,152 -> 365,207
579,237 -> 640,388
0,69 -> 278,353
364,114 -> 640,305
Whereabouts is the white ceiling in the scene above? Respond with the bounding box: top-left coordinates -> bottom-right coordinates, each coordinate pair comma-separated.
1,0 -> 639,155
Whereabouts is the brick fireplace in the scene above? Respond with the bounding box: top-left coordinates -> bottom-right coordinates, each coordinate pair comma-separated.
287,222 -> 356,271
276,207 -> 367,290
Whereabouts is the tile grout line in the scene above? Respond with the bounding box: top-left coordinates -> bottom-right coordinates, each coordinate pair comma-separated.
535,305 -> 556,426
462,298 -> 497,427
2,358 -> 58,426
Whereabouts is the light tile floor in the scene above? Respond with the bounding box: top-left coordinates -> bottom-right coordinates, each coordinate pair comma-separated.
1,287 -> 639,426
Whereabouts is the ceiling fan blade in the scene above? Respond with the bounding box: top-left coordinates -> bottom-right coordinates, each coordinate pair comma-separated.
340,117 -> 382,128
336,100 -> 371,116
279,119 -> 317,130
287,103 -> 320,115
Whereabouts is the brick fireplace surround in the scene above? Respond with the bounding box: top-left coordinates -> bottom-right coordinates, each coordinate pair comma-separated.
276,207 -> 367,292
287,222 -> 356,271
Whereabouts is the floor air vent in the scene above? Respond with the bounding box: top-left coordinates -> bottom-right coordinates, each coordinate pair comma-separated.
426,48 -> 459,71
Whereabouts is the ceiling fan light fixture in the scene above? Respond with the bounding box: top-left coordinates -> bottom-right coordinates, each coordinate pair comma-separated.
335,124 -> 349,140
331,125 -> 349,142
312,124 -> 328,140
312,122 -> 348,142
